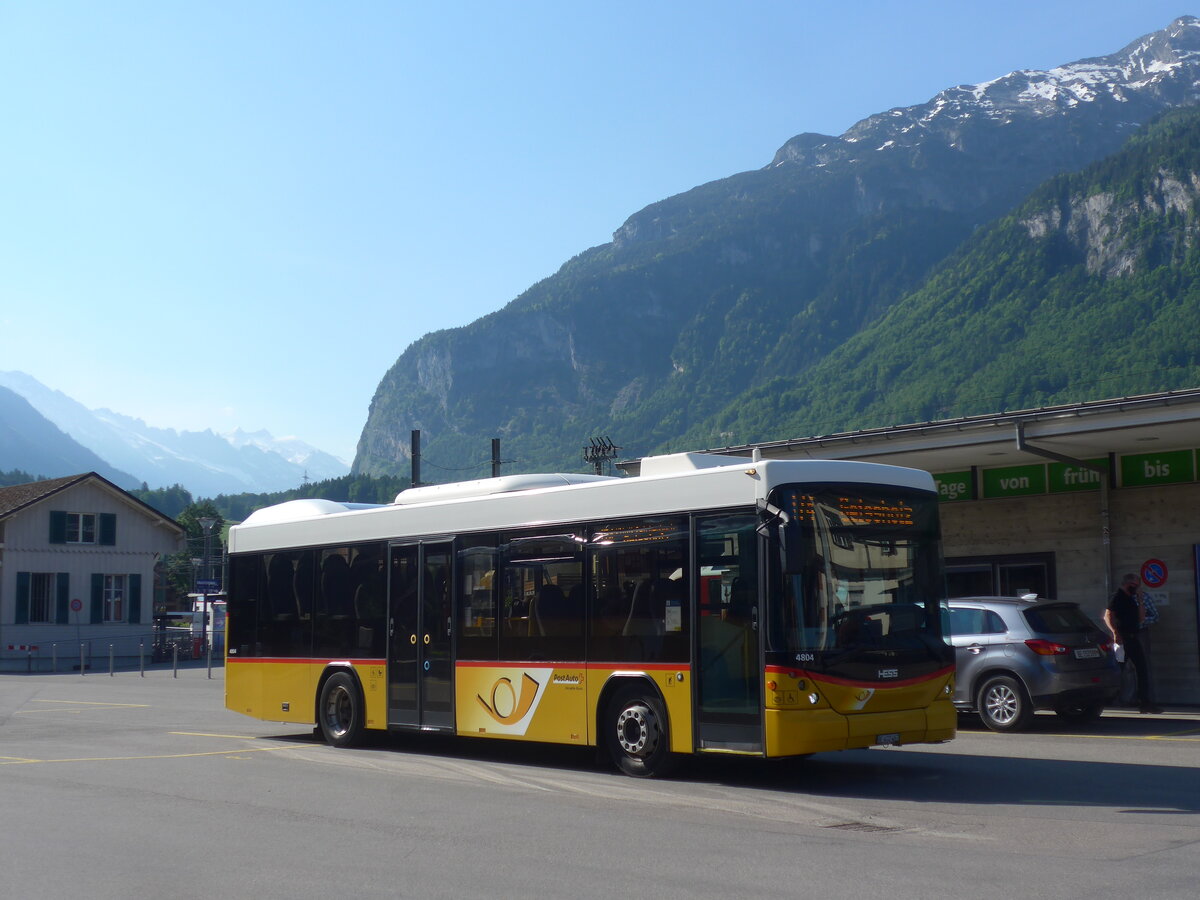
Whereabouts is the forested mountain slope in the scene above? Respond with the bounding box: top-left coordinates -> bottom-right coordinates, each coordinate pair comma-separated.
355,17 -> 1200,476
690,107 -> 1200,445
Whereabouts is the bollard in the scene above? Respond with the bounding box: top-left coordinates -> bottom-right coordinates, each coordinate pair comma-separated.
52,643 -> 57,674
109,644 -> 114,676
173,642 -> 178,678
206,636 -> 212,679
140,640 -> 145,677
80,643 -> 86,676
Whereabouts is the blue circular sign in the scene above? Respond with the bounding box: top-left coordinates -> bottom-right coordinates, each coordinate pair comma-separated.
1141,559 -> 1168,588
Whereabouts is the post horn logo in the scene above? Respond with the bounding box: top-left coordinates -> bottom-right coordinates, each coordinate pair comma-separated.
476,672 -> 541,725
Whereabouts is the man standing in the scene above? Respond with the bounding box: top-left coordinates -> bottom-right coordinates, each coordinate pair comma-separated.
1104,573 -> 1161,714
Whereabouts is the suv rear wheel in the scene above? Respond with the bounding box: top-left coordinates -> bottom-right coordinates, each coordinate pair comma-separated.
977,675 -> 1032,733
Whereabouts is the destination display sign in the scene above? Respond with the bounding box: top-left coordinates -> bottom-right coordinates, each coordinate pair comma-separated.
786,494 -> 915,528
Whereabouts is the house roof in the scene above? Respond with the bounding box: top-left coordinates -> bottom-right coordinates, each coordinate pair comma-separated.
0,472 -> 185,535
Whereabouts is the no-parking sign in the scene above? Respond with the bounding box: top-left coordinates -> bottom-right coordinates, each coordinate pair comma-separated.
1141,558 -> 1168,588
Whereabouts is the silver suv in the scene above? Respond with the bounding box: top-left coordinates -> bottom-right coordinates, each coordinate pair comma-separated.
944,596 -> 1120,732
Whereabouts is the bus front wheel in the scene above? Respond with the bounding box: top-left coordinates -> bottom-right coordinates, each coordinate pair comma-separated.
318,671 -> 365,748
606,687 -> 675,778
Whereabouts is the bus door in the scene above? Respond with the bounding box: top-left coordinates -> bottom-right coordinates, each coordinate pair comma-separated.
695,514 -> 763,752
388,541 -> 454,730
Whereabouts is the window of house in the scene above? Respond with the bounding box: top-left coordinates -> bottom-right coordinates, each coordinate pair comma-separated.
67,513 -> 97,544
104,574 -> 126,622
29,573 -> 54,623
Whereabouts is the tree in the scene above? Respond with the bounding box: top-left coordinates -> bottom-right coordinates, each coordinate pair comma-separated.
161,501 -> 227,607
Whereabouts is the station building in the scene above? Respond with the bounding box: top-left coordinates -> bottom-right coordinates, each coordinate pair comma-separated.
639,389 -> 1200,707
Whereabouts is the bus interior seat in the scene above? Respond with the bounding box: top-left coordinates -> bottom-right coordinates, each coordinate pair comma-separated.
530,583 -> 565,636
266,554 -> 296,622
320,554 -> 352,620
623,578 -> 667,636
293,551 -> 316,620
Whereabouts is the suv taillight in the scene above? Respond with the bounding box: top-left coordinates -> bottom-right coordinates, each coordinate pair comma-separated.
1025,638 -> 1070,656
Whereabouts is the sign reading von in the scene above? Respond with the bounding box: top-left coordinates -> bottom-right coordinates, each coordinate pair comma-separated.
1141,558 -> 1168,588
982,464 -> 1046,499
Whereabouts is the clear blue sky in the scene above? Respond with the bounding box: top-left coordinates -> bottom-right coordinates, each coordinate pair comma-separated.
0,2 -> 1192,463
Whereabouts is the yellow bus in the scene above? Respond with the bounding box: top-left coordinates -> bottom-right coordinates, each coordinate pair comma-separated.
225,451 -> 955,776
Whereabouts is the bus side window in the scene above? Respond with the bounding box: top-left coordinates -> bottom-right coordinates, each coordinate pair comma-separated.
458,538 -> 498,661
350,544 -> 386,656
228,553 -> 263,657
498,532 -> 584,661
588,516 -> 689,664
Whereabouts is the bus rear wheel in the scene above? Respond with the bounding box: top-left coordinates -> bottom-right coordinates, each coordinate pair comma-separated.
318,671 -> 365,748
606,687 -> 675,778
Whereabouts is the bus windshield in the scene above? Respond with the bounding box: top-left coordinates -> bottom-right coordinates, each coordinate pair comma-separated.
767,485 -> 945,654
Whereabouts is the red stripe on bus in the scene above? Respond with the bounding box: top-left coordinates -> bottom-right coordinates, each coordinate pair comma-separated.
455,660 -> 690,672
226,657 -> 386,666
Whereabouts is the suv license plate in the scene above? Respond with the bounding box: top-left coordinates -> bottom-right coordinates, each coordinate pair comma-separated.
876,733 -> 900,746
1074,647 -> 1100,659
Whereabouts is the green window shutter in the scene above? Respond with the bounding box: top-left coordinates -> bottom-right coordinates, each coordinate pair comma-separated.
56,573 -> 71,625
16,572 -> 31,625
49,510 -> 67,544
128,574 -> 142,624
99,513 -> 117,546
91,574 -> 104,624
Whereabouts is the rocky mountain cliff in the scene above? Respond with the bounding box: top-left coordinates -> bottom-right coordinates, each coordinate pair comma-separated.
702,105 -> 1200,442
355,17 -> 1200,478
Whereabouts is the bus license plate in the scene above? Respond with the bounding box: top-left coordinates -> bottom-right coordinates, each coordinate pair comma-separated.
1074,648 -> 1100,659
876,733 -> 900,746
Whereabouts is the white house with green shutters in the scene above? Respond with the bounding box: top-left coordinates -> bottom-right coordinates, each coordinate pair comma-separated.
0,473 -> 184,671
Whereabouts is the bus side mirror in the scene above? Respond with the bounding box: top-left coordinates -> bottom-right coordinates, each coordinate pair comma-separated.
758,501 -> 804,574
779,521 -> 804,575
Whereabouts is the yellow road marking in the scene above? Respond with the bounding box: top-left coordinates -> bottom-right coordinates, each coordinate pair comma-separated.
1035,731 -> 1200,742
169,732 -> 268,739
12,708 -> 84,715
0,747 -> 288,766
29,700 -> 150,708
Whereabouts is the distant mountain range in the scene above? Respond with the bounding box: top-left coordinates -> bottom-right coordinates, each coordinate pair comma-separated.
0,386 -> 140,487
0,371 -> 348,496
353,16 -> 1200,477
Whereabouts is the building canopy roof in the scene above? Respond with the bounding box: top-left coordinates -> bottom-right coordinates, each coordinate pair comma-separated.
620,389 -> 1200,475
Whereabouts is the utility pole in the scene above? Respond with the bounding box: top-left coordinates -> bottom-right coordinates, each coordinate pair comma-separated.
197,516 -> 217,655
583,436 -> 621,475
411,430 -> 421,488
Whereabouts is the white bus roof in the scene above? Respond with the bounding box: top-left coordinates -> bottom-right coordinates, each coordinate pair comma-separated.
229,452 -> 934,554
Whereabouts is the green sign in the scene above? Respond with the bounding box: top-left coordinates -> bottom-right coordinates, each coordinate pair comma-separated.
1120,449 -> 1195,487
982,464 -> 1047,498
934,471 -> 973,502
1047,459 -> 1106,493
